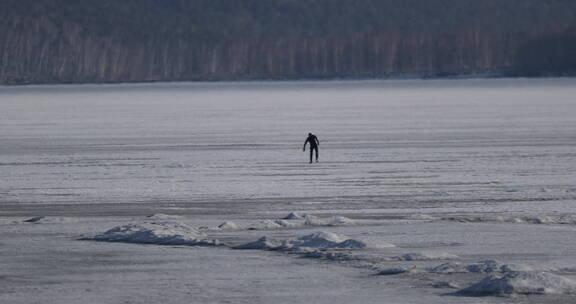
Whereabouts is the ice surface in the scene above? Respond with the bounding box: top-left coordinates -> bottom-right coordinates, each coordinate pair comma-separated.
145,213 -> 183,220
326,216 -> 356,226
459,272 -> 576,296
3,78 -> 576,212
3,78 -> 576,303
87,222 -> 220,246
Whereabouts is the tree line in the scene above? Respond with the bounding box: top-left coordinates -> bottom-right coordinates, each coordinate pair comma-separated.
1,0 -> 575,84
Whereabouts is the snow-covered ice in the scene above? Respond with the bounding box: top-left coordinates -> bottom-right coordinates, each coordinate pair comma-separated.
145,213 -> 184,220
2,78 -> 576,303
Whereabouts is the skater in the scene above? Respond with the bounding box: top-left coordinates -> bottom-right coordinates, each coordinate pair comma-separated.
303,133 -> 320,163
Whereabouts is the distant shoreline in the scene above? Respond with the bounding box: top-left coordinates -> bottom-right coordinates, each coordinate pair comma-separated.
3,72 -> 576,88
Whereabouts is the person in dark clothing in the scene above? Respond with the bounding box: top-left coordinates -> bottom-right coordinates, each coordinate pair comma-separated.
303,133 -> 320,163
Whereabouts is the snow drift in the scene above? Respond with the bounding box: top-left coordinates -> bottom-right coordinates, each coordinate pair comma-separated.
428,260 -> 531,274
234,231 -> 394,251
459,271 -> 576,296
207,212 -> 357,231
85,222 -> 220,246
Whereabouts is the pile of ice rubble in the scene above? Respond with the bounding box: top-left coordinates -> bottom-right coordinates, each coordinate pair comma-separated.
83,212 -> 576,297
233,231 -> 395,251
378,259 -> 576,296
202,212 -> 357,232
85,212 -> 359,246
85,222 -> 220,246
460,271 -> 576,296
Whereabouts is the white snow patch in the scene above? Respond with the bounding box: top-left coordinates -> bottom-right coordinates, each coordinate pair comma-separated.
284,231 -> 350,248
87,222 -> 220,246
410,214 -> 437,221
459,272 -> 576,296
217,221 -> 240,231
303,215 -> 327,226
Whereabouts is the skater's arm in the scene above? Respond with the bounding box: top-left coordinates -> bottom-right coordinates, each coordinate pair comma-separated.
303,139 -> 308,151
315,137 -> 320,146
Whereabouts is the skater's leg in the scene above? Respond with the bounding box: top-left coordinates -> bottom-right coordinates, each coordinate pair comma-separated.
309,148 -> 313,163
315,147 -> 319,162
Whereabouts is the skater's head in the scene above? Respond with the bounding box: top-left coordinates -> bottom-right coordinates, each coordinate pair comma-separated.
308,133 -> 312,137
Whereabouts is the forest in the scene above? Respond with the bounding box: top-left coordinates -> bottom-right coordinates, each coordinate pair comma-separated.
1,0 -> 576,84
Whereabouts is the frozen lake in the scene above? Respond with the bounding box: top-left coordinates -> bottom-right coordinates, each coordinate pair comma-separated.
2,78 -> 576,303
2,78 -> 576,215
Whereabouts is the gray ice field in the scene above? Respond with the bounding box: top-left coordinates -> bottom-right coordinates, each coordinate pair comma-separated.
1,78 -> 576,303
